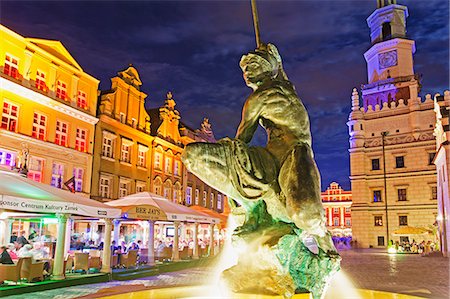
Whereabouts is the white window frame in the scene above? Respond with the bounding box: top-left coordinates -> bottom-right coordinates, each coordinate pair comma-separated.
217,194 -> 222,210
186,187 -> 192,205
164,183 -> 171,200
154,152 -> 162,170
99,175 -> 112,199
0,148 -> 16,167
195,189 -> 199,205
136,181 -> 146,193
165,157 -> 172,174
119,178 -> 131,198
55,120 -> 68,146
75,128 -> 88,152
28,156 -> 44,183
51,162 -> 64,188
32,112 -> 47,141
137,145 -> 148,167
121,139 -> 133,163
174,161 -> 180,176
202,191 -> 207,207
210,193 -> 214,209
73,167 -> 84,192
102,137 -> 114,158
77,90 -> 88,110
4,53 -> 19,78
56,80 -> 68,100
1,101 -> 19,132
333,207 -> 339,213
35,70 -> 46,91
154,178 -> 162,195
333,217 -> 340,226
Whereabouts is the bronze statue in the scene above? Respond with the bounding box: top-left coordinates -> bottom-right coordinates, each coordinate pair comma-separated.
182,43 -> 340,298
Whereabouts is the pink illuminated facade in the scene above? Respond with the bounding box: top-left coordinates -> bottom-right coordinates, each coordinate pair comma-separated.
322,182 -> 352,237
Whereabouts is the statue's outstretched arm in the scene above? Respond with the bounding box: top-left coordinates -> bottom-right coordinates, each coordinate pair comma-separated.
235,95 -> 261,144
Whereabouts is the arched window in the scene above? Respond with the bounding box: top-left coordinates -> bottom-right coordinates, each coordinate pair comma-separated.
382,22 -> 392,40
173,182 -> 181,204
153,177 -> 162,195
164,180 -> 172,200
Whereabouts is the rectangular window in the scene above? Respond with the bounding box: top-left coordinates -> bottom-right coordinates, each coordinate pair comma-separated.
202,191 -> 207,207
165,157 -> 172,174
136,181 -> 146,193
154,153 -> 161,169
99,176 -> 111,199
217,194 -> 222,210
395,156 -> 405,168
377,236 -> 385,246
210,193 -> 214,209
138,149 -> 146,167
428,153 -> 436,165
173,188 -> 178,202
373,190 -> 382,202
164,186 -> 171,199
186,187 -> 192,205
55,120 -> 68,146
399,215 -> 408,226
28,157 -> 44,183
56,81 -> 67,100
333,207 -> 339,213
4,54 -> 19,79
333,217 -> 339,226
432,186 -> 437,200
32,112 -> 47,141
73,167 -> 84,192
102,136 -> 114,158
374,216 -> 383,226
345,218 -> 351,226
371,158 -> 380,170
345,207 -> 351,213
77,91 -> 88,110
195,189 -> 199,205
121,142 -> 131,163
51,163 -> 64,188
397,188 -> 407,201
0,149 -> 16,167
174,161 -> 180,176
119,179 -> 130,198
75,128 -> 87,152
35,70 -> 47,91
1,101 -> 19,132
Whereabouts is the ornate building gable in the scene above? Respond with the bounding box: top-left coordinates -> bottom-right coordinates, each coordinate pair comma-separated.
147,92 -> 181,144
98,65 -> 149,133
196,118 -> 217,143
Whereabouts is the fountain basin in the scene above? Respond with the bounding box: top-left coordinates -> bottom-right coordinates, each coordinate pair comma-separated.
97,286 -> 426,299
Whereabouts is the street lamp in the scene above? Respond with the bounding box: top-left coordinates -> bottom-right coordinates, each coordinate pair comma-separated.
381,131 -> 389,246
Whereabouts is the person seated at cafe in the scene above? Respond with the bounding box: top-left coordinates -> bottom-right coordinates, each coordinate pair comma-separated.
6,243 -> 17,260
9,232 -> 17,243
17,231 -> 29,246
128,241 -> 139,251
18,244 -> 34,260
0,246 -> 14,264
28,229 -> 38,242
31,242 -> 49,260
111,240 -> 118,253
121,241 -> 128,253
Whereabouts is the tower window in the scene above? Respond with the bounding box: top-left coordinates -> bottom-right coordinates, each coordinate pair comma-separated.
382,22 -> 392,40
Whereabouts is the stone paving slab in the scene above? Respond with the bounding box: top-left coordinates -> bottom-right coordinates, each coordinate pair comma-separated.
2,249 -> 449,299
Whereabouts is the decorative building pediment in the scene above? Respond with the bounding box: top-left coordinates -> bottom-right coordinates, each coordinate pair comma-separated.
156,92 -> 182,142
118,65 -> 142,90
196,117 -> 217,142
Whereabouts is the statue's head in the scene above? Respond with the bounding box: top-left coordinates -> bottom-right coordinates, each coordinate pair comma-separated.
240,43 -> 287,89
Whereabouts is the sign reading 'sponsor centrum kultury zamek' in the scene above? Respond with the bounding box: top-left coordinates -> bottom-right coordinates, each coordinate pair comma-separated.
0,195 -> 121,218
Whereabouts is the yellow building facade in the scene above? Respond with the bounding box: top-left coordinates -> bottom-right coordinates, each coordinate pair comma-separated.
91,66 -> 152,201
0,24 -> 99,195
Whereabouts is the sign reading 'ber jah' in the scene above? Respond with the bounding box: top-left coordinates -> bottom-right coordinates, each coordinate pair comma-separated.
125,205 -> 166,221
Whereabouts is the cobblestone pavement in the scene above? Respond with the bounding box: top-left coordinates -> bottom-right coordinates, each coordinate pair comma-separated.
3,249 -> 449,299
337,249 -> 449,299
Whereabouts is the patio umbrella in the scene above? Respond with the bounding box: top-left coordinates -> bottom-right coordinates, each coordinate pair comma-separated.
105,192 -> 219,224
392,226 -> 431,235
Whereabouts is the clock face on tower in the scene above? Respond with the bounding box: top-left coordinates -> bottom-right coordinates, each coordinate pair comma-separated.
378,50 -> 398,69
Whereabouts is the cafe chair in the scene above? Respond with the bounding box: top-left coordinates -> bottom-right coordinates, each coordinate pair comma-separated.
74,252 -> 89,273
0,257 -> 24,284
20,257 -> 45,282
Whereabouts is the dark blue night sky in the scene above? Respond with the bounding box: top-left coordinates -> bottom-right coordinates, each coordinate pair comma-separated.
1,0 -> 448,190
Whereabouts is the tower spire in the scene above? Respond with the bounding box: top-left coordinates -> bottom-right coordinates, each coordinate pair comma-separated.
377,0 -> 397,9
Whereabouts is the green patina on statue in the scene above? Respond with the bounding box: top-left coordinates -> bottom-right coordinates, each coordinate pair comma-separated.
182,42 -> 340,299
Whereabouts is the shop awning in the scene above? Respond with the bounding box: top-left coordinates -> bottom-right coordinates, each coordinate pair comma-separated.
105,192 -> 220,224
392,226 -> 432,235
0,170 -> 121,218
189,205 -> 228,228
